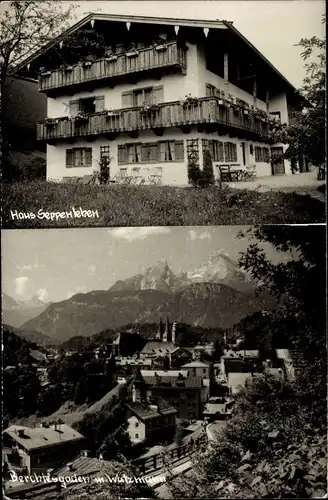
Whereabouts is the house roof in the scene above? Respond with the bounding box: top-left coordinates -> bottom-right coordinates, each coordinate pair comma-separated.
140,341 -> 176,355
227,372 -> 253,388
143,375 -> 203,389
182,361 -> 211,368
140,370 -> 188,378
276,348 -> 292,360
238,350 -> 260,358
3,424 -> 84,451
126,396 -> 177,421
203,403 -> 226,414
13,12 -> 298,95
53,455 -> 105,478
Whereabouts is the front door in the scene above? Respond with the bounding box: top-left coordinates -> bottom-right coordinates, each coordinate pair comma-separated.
270,147 -> 285,175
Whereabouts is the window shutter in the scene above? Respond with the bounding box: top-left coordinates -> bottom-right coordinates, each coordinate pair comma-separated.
175,140 -> 184,161
69,100 -> 79,116
150,143 -> 159,162
232,144 -> 237,162
122,91 -> 133,108
141,144 -> 150,162
118,145 -> 127,164
205,83 -> 212,97
66,149 -> 73,168
224,143 -> 229,161
85,148 -> 92,166
94,96 -> 105,112
152,85 -> 164,104
218,142 -> 224,161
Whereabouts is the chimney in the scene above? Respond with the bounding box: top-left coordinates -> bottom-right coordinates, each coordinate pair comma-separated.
81,450 -> 89,457
17,429 -> 25,438
99,453 -> 104,460
67,462 -> 73,472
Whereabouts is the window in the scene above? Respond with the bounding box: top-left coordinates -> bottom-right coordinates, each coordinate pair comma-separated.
69,96 -> 104,116
121,86 -> 164,108
142,143 -> 158,162
118,140 -> 184,164
159,141 -> 175,161
135,433 -> 139,439
255,147 -> 270,163
127,143 -> 141,163
202,139 -> 224,162
224,142 -> 237,162
135,422 -> 139,428
66,148 -> 92,168
205,83 -> 222,98
203,368 -> 207,373
269,111 -> 281,122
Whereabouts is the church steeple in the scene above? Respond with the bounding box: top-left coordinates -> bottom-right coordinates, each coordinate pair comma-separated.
156,318 -> 164,340
163,317 -> 170,343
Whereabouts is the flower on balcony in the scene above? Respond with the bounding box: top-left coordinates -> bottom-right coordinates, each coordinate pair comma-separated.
82,60 -> 93,68
44,118 -> 59,127
103,109 -> 117,118
104,54 -> 118,62
125,43 -> 139,57
249,108 -> 270,122
72,112 -> 89,123
180,94 -> 199,106
140,102 -> 160,115
154,43 -> 168,51
63,65 -> 73,72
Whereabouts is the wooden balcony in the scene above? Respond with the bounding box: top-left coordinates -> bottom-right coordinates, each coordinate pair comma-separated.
37,97 -> 270,142
39,42 -> 187,95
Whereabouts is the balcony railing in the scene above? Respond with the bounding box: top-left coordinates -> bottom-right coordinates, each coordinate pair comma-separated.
37,97 -> 270,141
39,42 -> 187,93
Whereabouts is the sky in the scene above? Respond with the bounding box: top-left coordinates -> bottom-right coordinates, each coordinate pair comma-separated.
62,0 -> 327,89
2,226 -> 294,303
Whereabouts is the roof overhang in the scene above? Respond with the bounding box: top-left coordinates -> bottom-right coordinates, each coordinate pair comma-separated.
13,12 -> 298,97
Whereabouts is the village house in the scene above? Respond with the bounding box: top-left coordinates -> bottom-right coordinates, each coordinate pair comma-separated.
125,395 -> 177,445
131,368 -> 203,420
2,423 -> 85,475
14,13 -> 305,184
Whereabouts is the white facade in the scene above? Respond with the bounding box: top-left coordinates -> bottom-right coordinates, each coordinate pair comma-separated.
40,24 -> 298,183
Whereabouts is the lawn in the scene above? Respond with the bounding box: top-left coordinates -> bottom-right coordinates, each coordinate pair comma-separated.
2,181 -> 325,228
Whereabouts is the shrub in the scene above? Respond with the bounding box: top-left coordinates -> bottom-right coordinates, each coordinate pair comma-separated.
203,149 -> 215,185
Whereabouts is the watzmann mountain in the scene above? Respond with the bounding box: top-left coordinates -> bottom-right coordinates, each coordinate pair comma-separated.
20,254 -> 274,342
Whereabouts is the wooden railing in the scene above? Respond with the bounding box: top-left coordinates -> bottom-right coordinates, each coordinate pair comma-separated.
37,98 -> 270,141
131,442 -> 191,474
39,42 -> 187,92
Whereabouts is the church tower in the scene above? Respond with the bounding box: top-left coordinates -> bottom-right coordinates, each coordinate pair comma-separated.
156,318 -> 164,340
171,321 -> 177,345
163,317 -> 170,342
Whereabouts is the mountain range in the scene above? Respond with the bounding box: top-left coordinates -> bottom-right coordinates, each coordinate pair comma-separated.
18,252 -> 275,343
2,293 -> 51,328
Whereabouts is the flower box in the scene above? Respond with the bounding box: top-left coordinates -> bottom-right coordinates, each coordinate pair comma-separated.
105,55 -> 118,62
154,44 -> 168,51
42,71 -> 51,77
64,66 -> 73,72
83,61 -> 92,68
218,99 -> 224,105
73,113 -> 89,123
45,119 -> 58,127
125,51 -> 139,57
244,110 -> 249,115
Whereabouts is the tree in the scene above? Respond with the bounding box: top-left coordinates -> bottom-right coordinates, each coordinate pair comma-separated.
202,149 -> 215,185
268,17 -> 325,174
0,1 -> 77,172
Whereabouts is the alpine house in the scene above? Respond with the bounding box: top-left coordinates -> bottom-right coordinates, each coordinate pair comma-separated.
15,13 -> 303,185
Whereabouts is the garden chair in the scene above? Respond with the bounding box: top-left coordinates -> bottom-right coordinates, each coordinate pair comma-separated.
219,165 -> 232,182
244,164 -> 257,180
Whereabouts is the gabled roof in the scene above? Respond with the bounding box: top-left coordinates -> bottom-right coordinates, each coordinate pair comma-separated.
13,12 -> 297,94
182,361 -> 211,368
126,396 -> 177,421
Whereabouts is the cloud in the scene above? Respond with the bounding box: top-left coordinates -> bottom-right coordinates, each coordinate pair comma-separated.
188,230 -> 198,241
87,264 -> 96,275
15,276 -> 30,296
110,227 -> 171,242
36,288 -> 49,302
188,230 -> 211,241
199,231 -> 211,240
